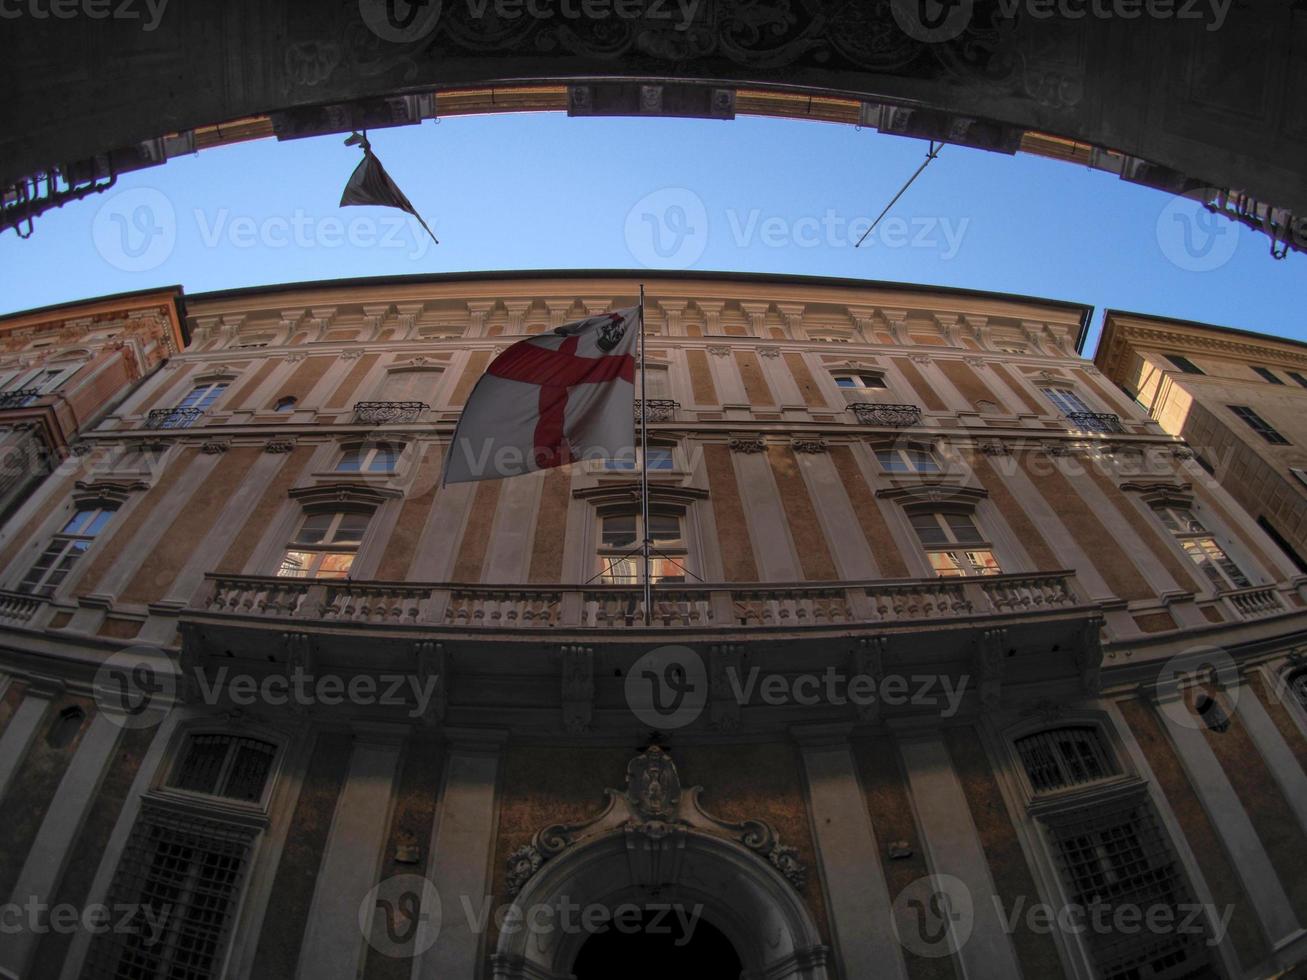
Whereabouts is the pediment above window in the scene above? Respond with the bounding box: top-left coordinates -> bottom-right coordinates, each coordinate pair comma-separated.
288,483 -> 402,508
573,482 -> 708,507
1118,480 -> 1192,507
875,482 -> 987,507
72,479 -> 148,504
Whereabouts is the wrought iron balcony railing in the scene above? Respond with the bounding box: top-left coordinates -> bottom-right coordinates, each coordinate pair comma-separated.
635,399 -> 678,423
354,401 -> 428,425
0,389 -> 39,409
145,407 -> 204,429
1065,412 -> 1125,434
849,403 -> 922,427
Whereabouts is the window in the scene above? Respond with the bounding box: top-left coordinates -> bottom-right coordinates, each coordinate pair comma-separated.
1289,670 -> 1307,712
169,734 -> 277,803
273,396 -> 297,413
603,444 -> 675,472
1252,366 -> 1285,385
46,705 -> 86,749
909,511 -> 1002,577
18,503 -> 118,597
1153,504 -> 1251,590
277,510 -> 370,579
1288,371 -> 1307,389
155,382 -> 228,428
179,382 -> 228,413
1258,515 -> 1307,574
335,442 -> 402,474
1229,405 -> 1289,444
1165,354 -> 1204,375
1294,468 -> 1307,489
1041,386 -> 1095,416
1016,727 -> 1115,793
596,510 -> 688,583
86,808 -> 256,980
833,372 -> 887,390
1045,801 -> 1212,980
875,445 -> 941,474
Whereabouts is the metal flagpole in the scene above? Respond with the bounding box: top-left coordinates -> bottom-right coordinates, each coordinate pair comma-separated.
639,284 -> 652,626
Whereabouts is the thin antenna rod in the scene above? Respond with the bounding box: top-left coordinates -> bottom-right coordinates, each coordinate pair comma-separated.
639,284 -> 652,626
855,141 -> 942,248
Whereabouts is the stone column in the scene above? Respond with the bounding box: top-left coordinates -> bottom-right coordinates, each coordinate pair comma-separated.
296,725 -> 406,980
795,725 -> 908,980
416,729 -> 508,980
0,711 -> 123,976
897,729 -> 1024,979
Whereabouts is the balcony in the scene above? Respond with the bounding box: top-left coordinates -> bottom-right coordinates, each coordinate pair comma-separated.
635,399 -> 678,423
145,407 -> 203,429
0,389 -> 39,409
1065,412 -> 1125,434
849,403 -> 922,427
189,569 -> 1087,633
354,401 -> 428,425
1221,585 -> 1286,620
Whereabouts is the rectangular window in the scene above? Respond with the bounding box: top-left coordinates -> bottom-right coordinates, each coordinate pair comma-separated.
833,372 -> 887,390
1153,505 -> 1252,590
1229,405 -> 1289,444
277,510 -> 370,579
18,504 -> 117,597
1046,802 -> 1212,980
85,807 -> 255,980
1165,354 -> 1204,375
597,511 -> 687,583
875,446 -> 941,474
1042,387 -> 1094,416
1252,366 -> 1285,385
1288,371 -> 1307,389
603,446 -> 675,472
336,444 -> 401,474
910,512 -> 1001,577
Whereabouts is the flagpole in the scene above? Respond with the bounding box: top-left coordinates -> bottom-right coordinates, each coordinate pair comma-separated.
639,284 -> 652,627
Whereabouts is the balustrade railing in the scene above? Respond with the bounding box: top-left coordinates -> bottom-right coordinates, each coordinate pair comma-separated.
0,590 -> 41,625
354,401 -> 428,425
145,407 -> 204,429
1064,412 -> 1125,434
192,570 -> 1084,631
1223,585 -> 1285,620
848,403 -> 922,427
634,399 -> 679,423
0,389 -> 39,409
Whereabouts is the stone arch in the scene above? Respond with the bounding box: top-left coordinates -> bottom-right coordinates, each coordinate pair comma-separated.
490,827 -> 830,980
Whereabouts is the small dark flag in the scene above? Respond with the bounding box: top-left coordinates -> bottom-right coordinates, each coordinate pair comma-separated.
340,132 -> 438,244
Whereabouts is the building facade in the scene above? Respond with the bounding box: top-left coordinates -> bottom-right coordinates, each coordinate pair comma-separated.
1096,311 -> 1307,577
0,289 -> 187,527
0,272 -> 1305,980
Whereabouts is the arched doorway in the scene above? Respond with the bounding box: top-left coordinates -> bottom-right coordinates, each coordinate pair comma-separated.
489,828 -> 831,980
571,908 -> 743,979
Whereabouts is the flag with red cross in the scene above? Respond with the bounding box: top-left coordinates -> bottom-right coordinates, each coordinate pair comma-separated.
443,307 -> 641,484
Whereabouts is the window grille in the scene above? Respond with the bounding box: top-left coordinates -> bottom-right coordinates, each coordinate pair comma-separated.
84,807 -> 255,980
1016,727 -> 1115,793
170,735 -> 275,803
1045,801 -> 1212,980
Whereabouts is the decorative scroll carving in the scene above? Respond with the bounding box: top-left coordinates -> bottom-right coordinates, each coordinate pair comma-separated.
848,403 -> 921,427
706,345 -> 731,358
757,346 -> 781,359
201,440 -> 230,454
634,399 -> 678,423
505,746 -> 807,896
354,401 -> 428,424
263,439 -> 296,454
728,437 -> 765,454
791,439 -> 828,454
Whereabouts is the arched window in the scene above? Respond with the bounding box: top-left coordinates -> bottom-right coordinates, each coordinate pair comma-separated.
1015,726 -> 1116,793
45,705 -> 86,748
273,395 -> 298,413
18,502 -> 119,597
277,508 -> 371,579
909,510 -> 1001,577
168,733 -> 277,803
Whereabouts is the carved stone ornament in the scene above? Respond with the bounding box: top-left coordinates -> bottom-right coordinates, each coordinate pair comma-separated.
263,439 -> 296,454
758,347 -> 781,359
706,345 -> 731,358
505,746 -> 807,896
728,437 -> 766,454
791,438 -> 828,454
201,440 -> 230,454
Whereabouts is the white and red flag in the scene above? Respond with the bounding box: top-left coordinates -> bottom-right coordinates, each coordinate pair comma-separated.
443,308 -> 641,484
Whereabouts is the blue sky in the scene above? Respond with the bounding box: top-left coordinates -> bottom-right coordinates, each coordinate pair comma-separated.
1,111 -> 1302,356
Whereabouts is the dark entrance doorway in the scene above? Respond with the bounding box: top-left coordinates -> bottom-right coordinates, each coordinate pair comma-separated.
571,908 -> 743,979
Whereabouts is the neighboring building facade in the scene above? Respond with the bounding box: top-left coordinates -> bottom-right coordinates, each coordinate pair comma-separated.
0,289 -> 187,525
1096,311 -> 1307,576
0,272 -> 1305,980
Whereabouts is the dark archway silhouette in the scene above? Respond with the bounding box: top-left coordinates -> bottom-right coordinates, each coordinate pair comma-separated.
571,908 -> 743,980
